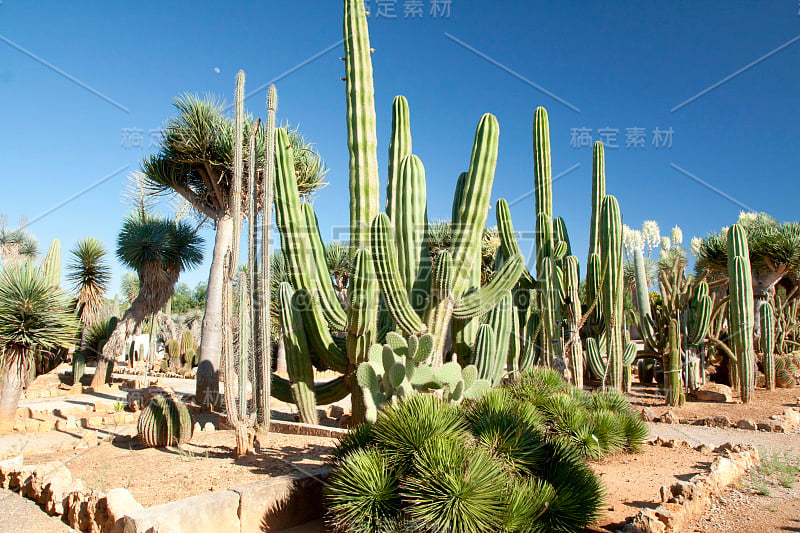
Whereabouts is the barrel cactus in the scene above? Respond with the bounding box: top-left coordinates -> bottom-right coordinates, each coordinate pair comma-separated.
137,395 -> 193,447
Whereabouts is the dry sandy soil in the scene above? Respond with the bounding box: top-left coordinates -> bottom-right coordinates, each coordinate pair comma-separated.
589,444 -> 713,532
690,458 -> 800,532
628,383 -> 799,423
24,429 -> 336,507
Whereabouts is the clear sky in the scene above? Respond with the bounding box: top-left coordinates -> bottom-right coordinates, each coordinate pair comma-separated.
1,1 -> 798,294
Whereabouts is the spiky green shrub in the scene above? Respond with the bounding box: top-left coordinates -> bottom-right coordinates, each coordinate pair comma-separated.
507,368 -> 647,459
325,391 -> 607,533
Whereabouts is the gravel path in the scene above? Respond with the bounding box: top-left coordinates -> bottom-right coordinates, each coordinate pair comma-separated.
647,422 -> 800,454
0,489 -> 76,532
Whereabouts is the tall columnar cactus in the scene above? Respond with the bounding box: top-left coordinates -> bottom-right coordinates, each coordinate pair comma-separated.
599,195 -> 624,390
665,318 -> 683,406
279,282 -> 318,424
761,302 -> 776,390
256,84 -> 277,434
588,142 -> 606,269
727,224 -> 755,403
72,352 -> 85,385
563,255 -> 583,389
40,239 -> 61,288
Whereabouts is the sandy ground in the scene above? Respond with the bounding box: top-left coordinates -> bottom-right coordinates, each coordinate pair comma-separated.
23,429 -> 336,507
590,445 -> 712,532
0,489 -> 77,533
629,383 -> 799,423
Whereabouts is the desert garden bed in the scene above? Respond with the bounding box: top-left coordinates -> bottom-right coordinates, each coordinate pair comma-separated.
628,383 -> 799,425
22,429 -> 336,507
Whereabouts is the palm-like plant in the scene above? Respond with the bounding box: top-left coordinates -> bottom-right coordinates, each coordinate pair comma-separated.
67,238 -> 111,352
0,263 -> 78,432
91,214 -> 203,387
697,212 -> 800,331
0,217 -> 38,267
140,94 -> 328,401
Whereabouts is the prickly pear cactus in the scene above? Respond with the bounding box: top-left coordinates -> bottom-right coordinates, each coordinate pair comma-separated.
356,332 -> 491,423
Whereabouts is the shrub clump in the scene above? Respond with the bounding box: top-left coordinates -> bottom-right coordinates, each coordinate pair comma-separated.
325,368 -> 646,532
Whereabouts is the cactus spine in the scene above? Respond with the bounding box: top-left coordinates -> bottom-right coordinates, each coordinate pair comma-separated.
761,302 -> 775,390
727,224 -> 755,403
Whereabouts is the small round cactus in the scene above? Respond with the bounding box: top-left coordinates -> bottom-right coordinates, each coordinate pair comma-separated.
137,395 -> 193,447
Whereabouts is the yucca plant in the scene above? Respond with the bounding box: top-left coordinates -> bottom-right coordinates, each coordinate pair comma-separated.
0,217 -> 38,267
141,93 -> 329,404
0,263 -> 78,432
67,238 -> 112,354
91,213 -> 203,387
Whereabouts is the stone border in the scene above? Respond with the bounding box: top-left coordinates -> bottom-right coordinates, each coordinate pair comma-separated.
622,444 -> 760,532
643,405 -> 800,433
0,453 -> 330,533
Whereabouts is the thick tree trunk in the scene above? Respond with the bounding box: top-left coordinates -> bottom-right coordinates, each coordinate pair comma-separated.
0,352 -> 23,434
93,264 -> 177,388
196,215 -> 234,408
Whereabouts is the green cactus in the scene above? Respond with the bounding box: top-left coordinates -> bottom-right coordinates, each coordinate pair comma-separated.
728,224 -> 755,403
40,239 -> 61,288
761,301 -> 775,390
665,318 -> 683,406
137,394 -> 193,447
72,352 -> 85,385
356,332 -> 490,423
563,255 -> 583,388
588,142 -> 605,266
599,195 -> 624,390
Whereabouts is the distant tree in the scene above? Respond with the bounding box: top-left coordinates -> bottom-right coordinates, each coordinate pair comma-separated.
91,213 -> 203,387
0,216 -> 38,267
67,238 -> 112,352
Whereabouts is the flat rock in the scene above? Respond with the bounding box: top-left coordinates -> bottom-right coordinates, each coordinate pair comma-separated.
736,419 -> 757,430
641,407 -> 657,422
693,383 -> 733,403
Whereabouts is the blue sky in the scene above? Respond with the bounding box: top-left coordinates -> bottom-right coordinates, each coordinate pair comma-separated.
1,1 -> 798,294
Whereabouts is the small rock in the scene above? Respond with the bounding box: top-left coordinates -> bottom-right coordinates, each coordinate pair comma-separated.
736,419 -> 756,430
783,408 -> 800,426
756,420 -> 775,432
659,485 -> 671,502
695,444 -> 712,455
202,422 -> 216,433
672,480 -> 695,500
664,439 -> 677,448
0,455 -> 23,488
712,415 -> 731,428
327,405 -> 345,419
105,488 -> 143,532
693,383 -> 733,403
661,411 -> 680,424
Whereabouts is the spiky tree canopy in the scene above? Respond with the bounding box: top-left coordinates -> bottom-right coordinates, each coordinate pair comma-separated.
117,215 -> 204,276
696,213 -> 800,278
0,218 -> 38,267
141,95 -> 328,220
67,238 -> 111,327
0,263 -> 78,362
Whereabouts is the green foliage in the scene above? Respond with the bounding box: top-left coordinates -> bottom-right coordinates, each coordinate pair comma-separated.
169,282 -> 206,313
68,238 -> 111,327
116,214 -> 203,273
325,367 -> 646,532
0,263 -> 79,366
136,394 -> 193,447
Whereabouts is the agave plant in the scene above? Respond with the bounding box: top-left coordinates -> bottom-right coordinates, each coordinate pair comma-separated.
67,238 -> 112,352
91,213 -> 203,387
0,263 -> 78,432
